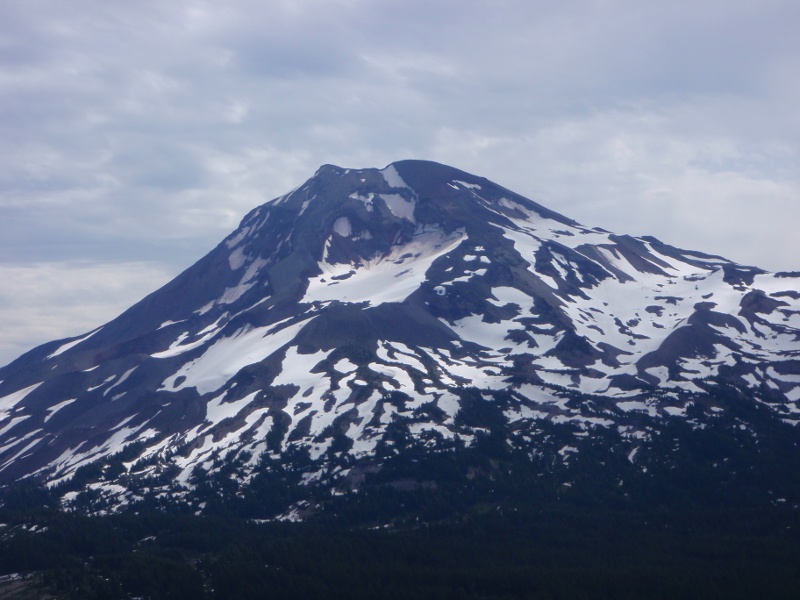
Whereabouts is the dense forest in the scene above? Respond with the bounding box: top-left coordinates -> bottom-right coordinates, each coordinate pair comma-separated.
2,505 -> 800,599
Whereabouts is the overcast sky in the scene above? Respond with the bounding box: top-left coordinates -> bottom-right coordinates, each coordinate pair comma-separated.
1,0 -> 799,366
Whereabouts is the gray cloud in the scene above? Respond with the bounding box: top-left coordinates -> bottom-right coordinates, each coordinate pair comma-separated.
1,0 -> 799,365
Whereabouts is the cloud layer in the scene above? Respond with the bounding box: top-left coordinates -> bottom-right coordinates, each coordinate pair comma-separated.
1,0 -> 799,364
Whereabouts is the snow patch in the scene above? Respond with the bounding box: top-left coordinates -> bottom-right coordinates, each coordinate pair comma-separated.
195,301 -> 215,316
204,392 -> 257,426
103,367 -> 136,396
333,217 -> 352,237
381,164 -> 409,189
334,358 -> 358,373
453,180 -> 481,190
218,282 -> 255,305
0,416 -> 31,438
44,398 -> 76,422
617,400 -> 657,416
0,382 -> 43,418
349,192 -> 375,211
767,367 -> 800,384
271,347 -> 332,395
381,194 -> 416,223
161,317 -> 314,395
225,226 -> 251,249
304,227 -> 466,305
228,246 -> 247,270
46,328 -> 101,359
487,286 -> 532,307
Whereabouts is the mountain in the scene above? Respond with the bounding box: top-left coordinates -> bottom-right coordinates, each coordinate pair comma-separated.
1,159 -> 800,519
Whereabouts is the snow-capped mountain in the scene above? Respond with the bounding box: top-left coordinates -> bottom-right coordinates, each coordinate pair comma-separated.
1,159 -> 799,515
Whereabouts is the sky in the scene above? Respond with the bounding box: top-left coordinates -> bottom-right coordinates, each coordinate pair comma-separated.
1,0 -> 799,366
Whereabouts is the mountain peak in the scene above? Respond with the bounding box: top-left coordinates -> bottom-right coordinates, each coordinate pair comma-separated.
0,160 -> 798,517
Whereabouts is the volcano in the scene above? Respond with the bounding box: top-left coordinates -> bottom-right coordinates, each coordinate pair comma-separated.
1,160 -> 799,517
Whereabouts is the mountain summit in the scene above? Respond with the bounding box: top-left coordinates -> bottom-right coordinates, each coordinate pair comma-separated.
1,160 -> 799,516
